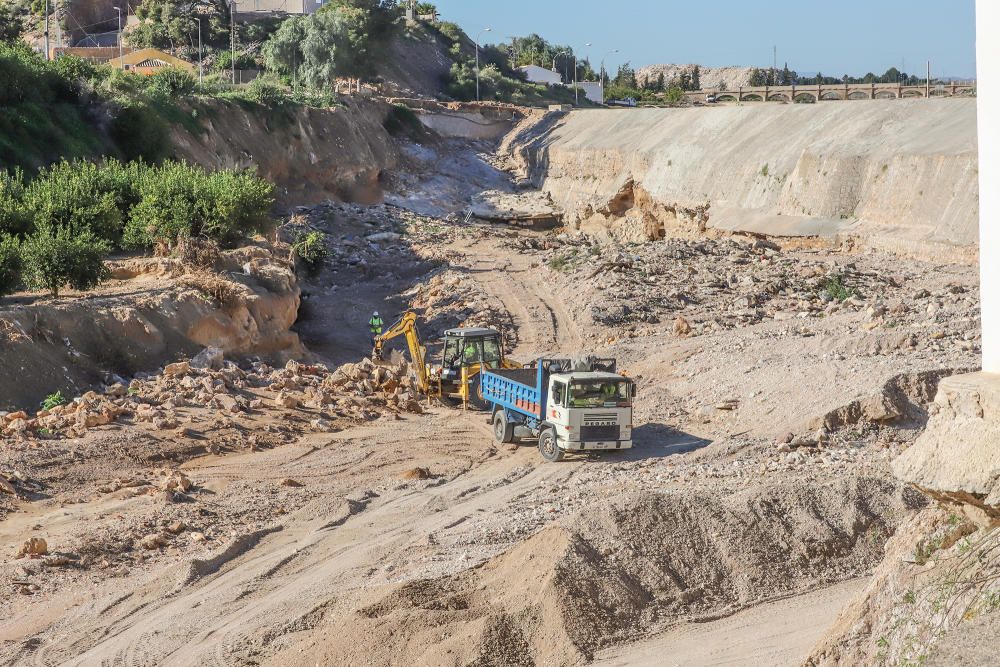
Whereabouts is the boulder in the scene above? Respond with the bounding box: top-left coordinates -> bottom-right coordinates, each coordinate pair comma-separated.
191,347 -> 225,371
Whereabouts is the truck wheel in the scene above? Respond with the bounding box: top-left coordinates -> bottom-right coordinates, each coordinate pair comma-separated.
493,412 -> 514,444
538,428 -> 564,462
468,373 -> 489,410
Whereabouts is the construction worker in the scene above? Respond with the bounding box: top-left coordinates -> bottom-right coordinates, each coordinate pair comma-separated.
368,310 -> 384,347
601,382 -> 619,403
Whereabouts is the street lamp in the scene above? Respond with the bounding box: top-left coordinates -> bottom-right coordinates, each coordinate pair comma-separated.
600,48 -> 620,92
574,42 -> 591,105
195,17 -> 203,85
475,27 -> 491,102
113,6 -> 122,66
552,49 -> 570,80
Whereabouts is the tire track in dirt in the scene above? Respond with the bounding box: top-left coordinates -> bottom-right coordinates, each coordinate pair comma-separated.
452,236 -> 585,357
17,413 -> 575,666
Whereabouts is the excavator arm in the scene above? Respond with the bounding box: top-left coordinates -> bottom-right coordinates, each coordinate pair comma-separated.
372,311 -> 430,392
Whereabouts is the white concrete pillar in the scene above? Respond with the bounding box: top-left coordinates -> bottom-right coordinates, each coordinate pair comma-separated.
978,0 -> 1000,373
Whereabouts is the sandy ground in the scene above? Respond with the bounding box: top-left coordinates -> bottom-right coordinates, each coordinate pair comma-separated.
0,136 -> 982,665
592,579 -> 866,667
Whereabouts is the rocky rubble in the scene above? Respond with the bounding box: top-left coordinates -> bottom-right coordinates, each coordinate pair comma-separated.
517,233 -> 980,349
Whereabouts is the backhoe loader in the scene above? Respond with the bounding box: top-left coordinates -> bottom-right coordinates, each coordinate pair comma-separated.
372,311 -> 520,409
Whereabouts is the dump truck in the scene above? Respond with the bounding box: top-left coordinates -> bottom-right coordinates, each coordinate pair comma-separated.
480,357 -> 636,462
372,311 -> 521,408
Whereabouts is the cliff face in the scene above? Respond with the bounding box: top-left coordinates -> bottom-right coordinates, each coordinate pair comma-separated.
501,99 -> 978,258
170,98 -> 399,207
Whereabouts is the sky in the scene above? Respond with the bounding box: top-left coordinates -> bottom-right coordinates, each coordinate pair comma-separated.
429,0 -> 976,79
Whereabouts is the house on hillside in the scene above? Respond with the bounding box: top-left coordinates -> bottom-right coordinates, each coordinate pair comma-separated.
519,65 -> 563,86
232,0 -> 326,16
50,46 -> 134,63
107,49 -> 196,75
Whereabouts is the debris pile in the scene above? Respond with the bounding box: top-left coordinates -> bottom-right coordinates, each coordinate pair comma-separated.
1,350 -> 425,443
526,233 -> 980,347
409,271 -> 518,349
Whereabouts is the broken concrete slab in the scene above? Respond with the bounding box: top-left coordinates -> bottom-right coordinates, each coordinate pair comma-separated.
469,189 -> 563,228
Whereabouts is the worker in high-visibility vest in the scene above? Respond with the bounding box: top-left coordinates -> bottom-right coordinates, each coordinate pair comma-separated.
368,311 -> 384,347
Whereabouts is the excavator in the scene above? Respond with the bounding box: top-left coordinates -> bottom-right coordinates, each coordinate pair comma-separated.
372,311 -> 521,409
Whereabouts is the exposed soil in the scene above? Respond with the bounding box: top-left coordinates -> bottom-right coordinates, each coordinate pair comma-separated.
0,112 -> 986,665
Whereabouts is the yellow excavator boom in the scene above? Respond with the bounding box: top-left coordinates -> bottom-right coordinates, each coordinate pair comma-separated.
373,311 -> 430,392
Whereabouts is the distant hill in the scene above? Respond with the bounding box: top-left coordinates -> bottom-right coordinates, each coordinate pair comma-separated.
636,64 -> 755,90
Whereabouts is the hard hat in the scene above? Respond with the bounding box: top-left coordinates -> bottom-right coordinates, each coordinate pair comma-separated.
373,310 -> 379,316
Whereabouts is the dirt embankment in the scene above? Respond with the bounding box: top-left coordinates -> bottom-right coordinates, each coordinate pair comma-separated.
0,245 -> 302,411
170,98 -> 399,207
500,100 -> 978,258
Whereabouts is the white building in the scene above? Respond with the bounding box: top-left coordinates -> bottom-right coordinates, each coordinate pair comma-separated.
519,65 -> 563,86
576,81 -> 604,105
232,0 -> 325,15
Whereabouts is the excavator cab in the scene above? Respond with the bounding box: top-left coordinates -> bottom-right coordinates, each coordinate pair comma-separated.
372,311 -> 517,409
439,328 -> 504,379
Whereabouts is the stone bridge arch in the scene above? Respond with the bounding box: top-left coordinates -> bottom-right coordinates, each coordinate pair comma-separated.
820,91 -> 844,101
767,93 -> 790,102
900,89 -> 925,98
741,93 -> 764,101
716,93 -> 738,102
847,90 -> 870,100
793,92 -> 817,103
874,90 -> 898,99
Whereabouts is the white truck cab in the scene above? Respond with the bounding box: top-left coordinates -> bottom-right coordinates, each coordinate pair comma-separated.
545,371 -> 634,455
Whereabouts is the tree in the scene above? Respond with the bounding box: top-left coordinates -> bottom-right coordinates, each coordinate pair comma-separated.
678,70 -> 692,91
882,67 -> 901,83
23,223 -> 110,297
613,61 -> 637,89
691,65 -> 701,90
748,68 -> 766,86
0,2 -> 29,43
780,62 -> 792,85
665,86 -> 684,103
262,0 -> 398,88
655,72 -> 665,92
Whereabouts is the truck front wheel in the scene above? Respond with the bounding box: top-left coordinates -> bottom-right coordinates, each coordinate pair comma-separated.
538,428 -> 564,462
493,412 -> 514,444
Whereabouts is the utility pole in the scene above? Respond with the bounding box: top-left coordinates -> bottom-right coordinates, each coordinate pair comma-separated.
196,17 -> 203,85
926,60 -> 931,98
475,27 -> 491,102
113,6 -> 122,66
231,0 -> 236,85
574,42 -> 592,106
44,0 -> 50,60
55,0 -> 62,49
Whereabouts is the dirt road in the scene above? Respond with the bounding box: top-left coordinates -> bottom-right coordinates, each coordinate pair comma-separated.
592,579 -> 866,667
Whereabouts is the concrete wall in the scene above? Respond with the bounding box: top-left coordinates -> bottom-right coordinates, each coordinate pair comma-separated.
416,110 -> 516,140
503,100 -> 979,256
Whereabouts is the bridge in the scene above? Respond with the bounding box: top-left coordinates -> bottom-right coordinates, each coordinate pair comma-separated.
682,81 -> 976,103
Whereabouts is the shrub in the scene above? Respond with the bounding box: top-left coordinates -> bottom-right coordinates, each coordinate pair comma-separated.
22,161 -> 123,244
23,223 -> 111,297
245,77 -> 286,106
40,390 -> 67,411
110,102 -> 169,163
292,230 -> 328,274
0,234 -> 22,295
0,169 -> 28,235
147,68 -> 197,99
124,162 -> 274,248
822,274 -> 857,302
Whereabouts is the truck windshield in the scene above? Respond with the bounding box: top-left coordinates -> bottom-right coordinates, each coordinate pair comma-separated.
568,380 -> 631,408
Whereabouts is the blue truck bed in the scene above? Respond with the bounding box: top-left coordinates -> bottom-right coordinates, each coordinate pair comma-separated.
480,366 -> 546,419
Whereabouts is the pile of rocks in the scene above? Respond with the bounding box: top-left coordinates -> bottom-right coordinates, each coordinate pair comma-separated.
528,233 -> 979,344
1,349 -> 425,443
409,272 -> 517,350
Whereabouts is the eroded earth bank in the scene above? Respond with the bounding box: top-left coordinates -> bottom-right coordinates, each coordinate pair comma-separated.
0,99 -> 993,666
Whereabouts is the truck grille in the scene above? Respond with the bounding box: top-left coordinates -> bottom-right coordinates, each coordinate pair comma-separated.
579,425 -> 620,441
583,413 -> 618,425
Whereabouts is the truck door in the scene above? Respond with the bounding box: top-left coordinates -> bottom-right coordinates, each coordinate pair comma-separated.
549,380 -> 567,421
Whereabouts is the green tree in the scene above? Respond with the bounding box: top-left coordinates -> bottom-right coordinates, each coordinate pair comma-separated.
0,2 -> 29,43
691,65 -> 701,90
0,234 -> 22,295
23,223 -> 110,297
614,61 -> 636,88
665,86 -> 684,103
